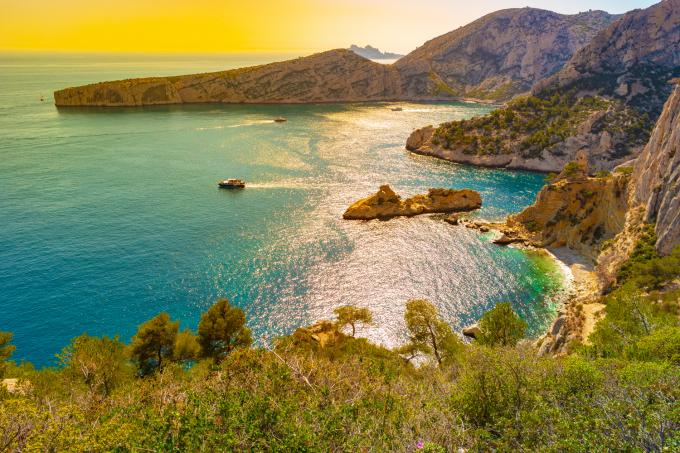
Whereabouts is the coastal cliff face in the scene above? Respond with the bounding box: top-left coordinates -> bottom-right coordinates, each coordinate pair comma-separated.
343,185 -> 481,220
395,8 -> 616,100
407,0 -> 678,173
507,170 -> 630,260
597,85 -> 680,285
527,85 -> 680,355
55,50 -> 406,106
632,84 -> 680,256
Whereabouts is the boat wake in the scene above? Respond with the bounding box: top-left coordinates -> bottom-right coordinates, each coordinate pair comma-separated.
196,120 -> 276,131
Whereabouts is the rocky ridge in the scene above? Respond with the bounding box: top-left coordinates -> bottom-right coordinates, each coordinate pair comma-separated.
395,8 -> 616,100
535,0 -> 680,117
342,185 -> 481,220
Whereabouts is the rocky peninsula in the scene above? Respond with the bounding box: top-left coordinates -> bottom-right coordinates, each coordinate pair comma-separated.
343,185 -> 481,220
54,8 -> 615,107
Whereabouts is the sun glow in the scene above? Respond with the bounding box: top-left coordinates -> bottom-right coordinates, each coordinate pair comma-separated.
0,0 -> 657,53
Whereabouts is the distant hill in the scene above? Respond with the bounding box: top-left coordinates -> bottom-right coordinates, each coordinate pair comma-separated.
54,49 -> 405,106
395,8 -> 618,100
348,45 -> 404,60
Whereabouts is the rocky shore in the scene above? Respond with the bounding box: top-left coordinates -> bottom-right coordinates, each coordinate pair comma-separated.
343,185 -> 481,220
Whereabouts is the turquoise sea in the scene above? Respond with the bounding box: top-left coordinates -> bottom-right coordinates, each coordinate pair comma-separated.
0,53 -> 563,367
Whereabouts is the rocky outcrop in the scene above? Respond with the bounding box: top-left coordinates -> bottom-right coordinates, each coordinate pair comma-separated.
632,84 -> 680,255
292,320 -> 343,348
507,170 -> 630,260
343,185 -> 481,220
55,9 -> 615,107
462,324 -> 481,339
395,8 -> 616,100
55,50 -> 407,106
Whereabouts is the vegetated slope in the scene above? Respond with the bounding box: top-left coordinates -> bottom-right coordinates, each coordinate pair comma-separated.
407,0 -> 680,172
395,8 -> 617,100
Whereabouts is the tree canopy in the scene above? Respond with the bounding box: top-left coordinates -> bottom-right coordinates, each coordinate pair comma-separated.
476,302 -> 526,347
334,305 -> 373,337
198,299 -> 252,361
129,312 -> 178,375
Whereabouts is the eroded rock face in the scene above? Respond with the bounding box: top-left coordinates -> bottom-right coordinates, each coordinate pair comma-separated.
343,185 -> 481,220
396,8 -> 616,100
507,172 -> 630,259
633,84 -> 680,255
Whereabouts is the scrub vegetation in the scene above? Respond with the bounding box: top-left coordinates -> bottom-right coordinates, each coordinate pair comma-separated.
432,92 -> 651,160
1,247 -> 678,451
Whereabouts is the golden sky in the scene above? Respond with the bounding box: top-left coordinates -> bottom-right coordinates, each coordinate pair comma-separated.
0,0 -> 657,54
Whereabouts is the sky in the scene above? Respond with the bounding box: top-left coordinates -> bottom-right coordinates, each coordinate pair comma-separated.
0,0 -> 659,54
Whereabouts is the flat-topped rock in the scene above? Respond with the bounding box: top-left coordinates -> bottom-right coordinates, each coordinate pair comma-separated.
343,185 -> 481,220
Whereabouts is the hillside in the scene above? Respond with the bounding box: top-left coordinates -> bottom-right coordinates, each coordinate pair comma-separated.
536,0 -> 680,117
395,8 -> 616,100
54,49 -> 405,106
54,8 -> 615,106
407,0 -> 680,172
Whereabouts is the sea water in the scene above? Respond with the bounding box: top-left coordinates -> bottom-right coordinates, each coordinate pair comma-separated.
0,53 -> 563,366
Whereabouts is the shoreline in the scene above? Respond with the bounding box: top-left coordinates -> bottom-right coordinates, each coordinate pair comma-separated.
462,219 -> 604,353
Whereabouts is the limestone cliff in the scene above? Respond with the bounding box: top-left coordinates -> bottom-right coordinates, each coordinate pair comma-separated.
55,50 -> 405,106
507,169 -> 630,260
343,185 -> 481,220
395,8 -> 616,100
632,84 -> 680,255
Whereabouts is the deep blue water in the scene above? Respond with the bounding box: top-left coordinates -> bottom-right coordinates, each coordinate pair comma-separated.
0,54 -> 562,367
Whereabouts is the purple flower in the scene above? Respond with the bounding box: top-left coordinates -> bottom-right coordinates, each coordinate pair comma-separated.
416,440 -> 424,449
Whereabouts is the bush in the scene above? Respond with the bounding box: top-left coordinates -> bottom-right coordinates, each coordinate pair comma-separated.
476,302 -> 527,347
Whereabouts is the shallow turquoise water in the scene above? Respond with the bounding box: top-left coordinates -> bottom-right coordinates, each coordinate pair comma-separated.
0,54 -> 562,366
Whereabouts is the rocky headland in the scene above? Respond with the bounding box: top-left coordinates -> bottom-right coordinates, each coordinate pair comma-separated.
343,185 -> 481,220
54,8 -> 615,107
